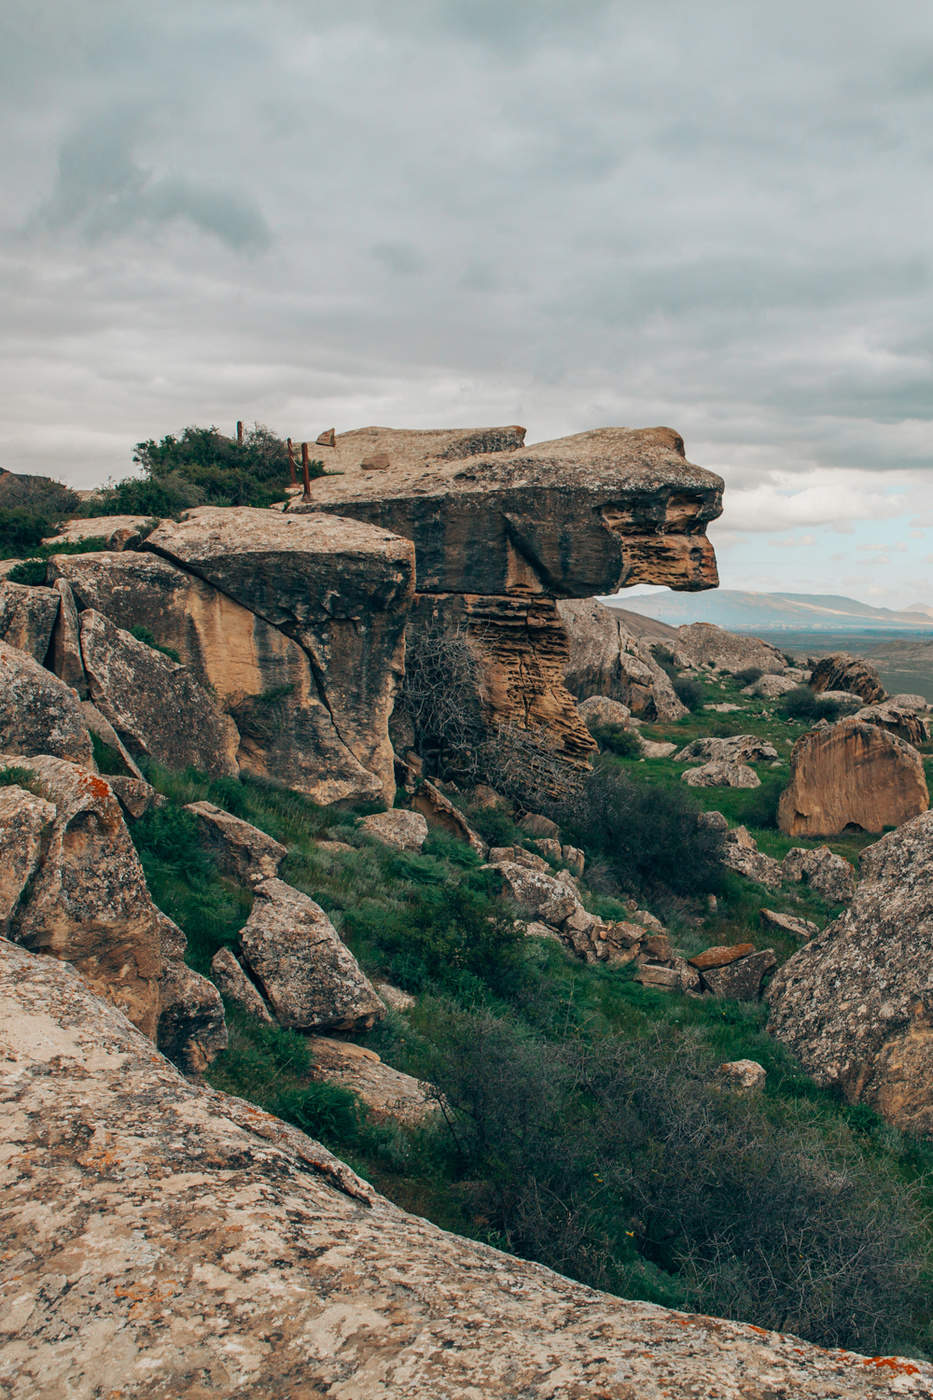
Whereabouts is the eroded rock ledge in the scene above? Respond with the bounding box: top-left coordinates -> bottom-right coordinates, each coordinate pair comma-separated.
292,425 -> 722,764
1,938 -> 926,1400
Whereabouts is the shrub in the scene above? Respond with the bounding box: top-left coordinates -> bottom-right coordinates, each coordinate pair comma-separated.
780,686 -> 842,723
0,509 -> 51,558
588,723 -> 641,758
734,667 -> 762,687
128,625 -> 181,664
553,757 -> 724,898
672,675 -> 706,712
400,621 -> 487,778
5,558 -> 48,585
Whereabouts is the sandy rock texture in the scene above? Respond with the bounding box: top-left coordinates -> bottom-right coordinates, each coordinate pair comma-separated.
558,597 -> 687,721
777,719 -> 928,836
768,811 -> 933,1136
0,580 -> 60,660
809,653 -> 886,704
43,513 -> 156,550
1,938 -> 928,1400
674,622 -> 788,675
291,424 -> 721,767
0,639 -> 94,766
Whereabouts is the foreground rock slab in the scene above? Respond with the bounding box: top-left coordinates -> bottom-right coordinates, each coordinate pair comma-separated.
769,811 -> 933,1137
777,719 -> 928,836
2,939 -> 927,1400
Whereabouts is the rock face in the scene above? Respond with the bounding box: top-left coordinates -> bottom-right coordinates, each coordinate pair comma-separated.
291,425 -> 720,765
809,653 -> 886,704
781,846 -> 856,903
854,701 -> 930,746
768,811 -> 933,1137
0,640 -> 94,767
146,508 -> 414,802
43,513 -> 155,550
675,623 -> 788,675
410,779 -> 488,856
674,735 -> 778,764
558,597 -> 688,721
185,801 -> 287,881
237,878 -> 385,1031
79,609 -> 240,778
777,719 -> 929,837
0,581 -> 60,660
683,760 -> 761,789
309,1036 -> 435,1126
4,939 -> 927,1400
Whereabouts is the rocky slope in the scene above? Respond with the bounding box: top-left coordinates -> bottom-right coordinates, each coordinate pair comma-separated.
2,936 -> 927,1400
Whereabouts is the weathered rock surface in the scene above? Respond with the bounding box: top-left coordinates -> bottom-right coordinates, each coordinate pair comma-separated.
238,878 -> 385,1031
210,945 -> 274,1022
683,760 -> 761,789
156,957 -> 228,1077
359,808 -> 429,853
185,800 -> 287,881
106,774 -> 165,819
769,811 -> 933,1136
0,784 -> 56,932
809,653 -> 886,704
675,623 -> 787,675
890,692 -> 931,713
781,846 -> 856,903
854,701 -> 930,746
50,576 -> 87,694
777,719 -> 928,836
0,640 -> 94,766
309,1036 -> 436,1126
760,908 -> 820,940
701,948 -> 777,999
717,1059 -> 767,1091
145,508 -> 415,802
577,693 -> 632,727
674,734 -> 778,764
44,514 -> 155,550
79,699 -> 144,777
689,942 -> 755,971
559,598 -> 688,721
742,672 -> 800,699
4,940 -> 926,1400
290,426 -> 719,766
698,812 -> 782,888
79,609 -> 240,777
410,779 -> 487,855
0,581 -> 59,660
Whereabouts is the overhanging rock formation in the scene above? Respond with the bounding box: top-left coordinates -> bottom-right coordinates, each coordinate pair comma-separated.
2,936 -> 927,1400
291,425 -> 722,766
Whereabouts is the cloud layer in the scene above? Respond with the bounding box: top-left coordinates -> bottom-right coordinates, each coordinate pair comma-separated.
1,0 -> 931,604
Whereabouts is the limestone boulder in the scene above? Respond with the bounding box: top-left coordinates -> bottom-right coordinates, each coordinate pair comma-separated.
768,811 -> 933,1136
51,547 -> 393,804
0,640 -> 94,766
495,860 -> 579,928
185,801 -> 287,881
410,779 -> 487,856
559,598 -> 688,721
79,700 -> 144,777
359,808 -> 428,853
674,734 -> 778,764
683,760 -> 761,789
890,692 -> 930,713
156,958 -> 228,1077
760,908 -> 820,940
43,514 -> 156,550
0,581 -> 59,660
78,608 -> 240,778
145,508 -> 415,802
675,623 -> 788,675
809,653 -> 886,703
238,878 -> 385,1031
4,941 -> 926,1400
717,1060 -> 767,1091
210,945 -> 274,1022
308,1036 -> 436,1126
0,784 -> 57,932
105,775 -> 165,820
742,673 -> 799,699
781,846 -> 856,903
854,702 -> 930,746
777,719 -> 928,837
50,577 -> 87,694
689,942 -> 756,971
701,949 -> 777,999
576,694 -> 632,727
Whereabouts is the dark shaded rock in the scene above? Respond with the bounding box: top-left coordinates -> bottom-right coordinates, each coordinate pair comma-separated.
701,949 -> 777,999
210,946 -> 274,1023
185,801 -> 287,881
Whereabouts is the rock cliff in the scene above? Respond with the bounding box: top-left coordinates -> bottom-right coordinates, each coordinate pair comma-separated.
768,811 -> 933,1137
291,425 -> 722,766
2,937 -> 926,1400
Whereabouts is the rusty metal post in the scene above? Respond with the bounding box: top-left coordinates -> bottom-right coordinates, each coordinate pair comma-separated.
286,437 -> 297,486
301,442 -> 312,501
236,420 -> 244,447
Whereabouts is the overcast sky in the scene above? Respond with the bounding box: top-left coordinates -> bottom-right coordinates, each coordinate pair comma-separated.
2,0 -> 931,607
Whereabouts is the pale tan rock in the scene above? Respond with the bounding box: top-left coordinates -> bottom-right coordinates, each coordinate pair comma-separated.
373,979 -> 416,1012
675,622 -> 788,675
238,878 -> 385,1031
519,811 -> 560,839
79,609 -> 240,778
0,581 -> 59,660
359,808 -> 428,853
489,845 -> 550,873
315,427 -> 336,447
210,946 -> 274,1022
411,778 -> 487,855
50,576 -> 87,695
809,653 -> 885,703
0,784 -> 56,933
781,846 -> 856,903
51,549 -> 390,804
710,820 -> 783,888
0,640 -> 94,767
760,908 -> 820,939
309,1036 -> 435,1126
683,760 -> 760,789
636,736 -> 678,758
675,734 -> 778,764
769,811 -> 933,1136
496,860 -> 579,927
5,941 -> 924,1400
742,673 -> 799,699
854,702 -> 930,746
717,1059 -> 766,1091
43,514 -> 155,550
689,942 -> 755,971
561,843 -> 585,877
777,719 -> 928,837
185,800 -> 287,881
145,508 -> 415,804
105,775 -> 165,820
576,694 -> 632,727
531,836 -> 563,862
560,598 -> 688,721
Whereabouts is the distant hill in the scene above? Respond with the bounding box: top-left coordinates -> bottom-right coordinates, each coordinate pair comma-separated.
607,590 -> 933,634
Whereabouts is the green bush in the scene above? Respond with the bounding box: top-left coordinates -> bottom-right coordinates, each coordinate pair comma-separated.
128,625 -> 181,664
554,758 -> 724,899
780,686 -> 842,723
5,557 -> 48,585
734,667 -> 763,687
588,722 -> 641,757
672,675 -> 706,712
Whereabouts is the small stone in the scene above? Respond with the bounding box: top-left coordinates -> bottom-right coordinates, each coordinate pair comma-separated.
760,908 -> 819,940
373,979 -> 416,1012
519,812 -> 560,840
689,942 -> 755,971
359,809 -> 428,853
316,428 -> 337,447
107,776 -> 166,820
701,949 -> 777,1000
185,801 -> 287,881
717,1059 -> 766,1091
683,760 -> 760,789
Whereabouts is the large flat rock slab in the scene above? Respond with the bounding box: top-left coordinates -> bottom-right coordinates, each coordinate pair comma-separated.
1,937 -> 928,1400
777,718 -> 928,837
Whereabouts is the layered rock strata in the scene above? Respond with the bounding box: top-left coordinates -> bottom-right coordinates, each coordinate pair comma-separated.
290,425 -> 721,765
768,811 -> 933,1136
3,938 -> 927,1400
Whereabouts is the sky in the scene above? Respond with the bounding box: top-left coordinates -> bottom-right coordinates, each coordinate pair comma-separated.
1,0 -> 931,608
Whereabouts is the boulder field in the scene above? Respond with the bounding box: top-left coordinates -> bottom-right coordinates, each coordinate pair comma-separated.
2,937 -> 928,1400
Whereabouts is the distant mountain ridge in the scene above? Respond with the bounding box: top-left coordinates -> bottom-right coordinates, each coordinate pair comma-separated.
608,589 -> 933,633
